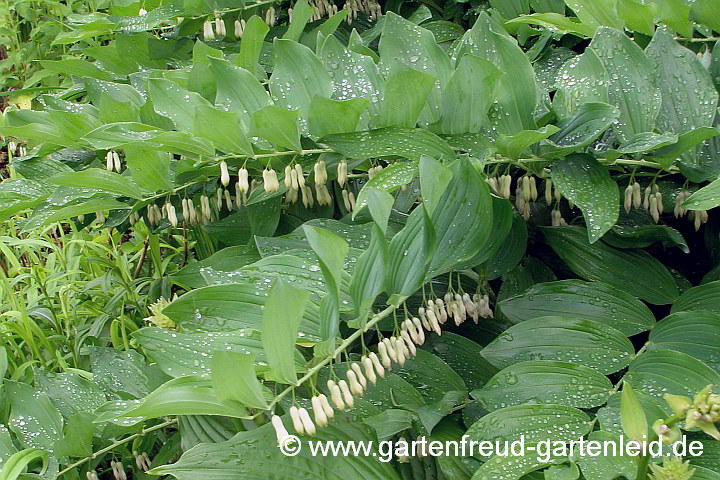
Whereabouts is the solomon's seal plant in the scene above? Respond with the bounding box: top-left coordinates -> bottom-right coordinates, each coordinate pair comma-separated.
3,0 -> 720,480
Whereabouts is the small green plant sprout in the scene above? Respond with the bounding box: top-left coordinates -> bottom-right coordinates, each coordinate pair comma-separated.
649,457 -> 695,480
654,385 -> 720,441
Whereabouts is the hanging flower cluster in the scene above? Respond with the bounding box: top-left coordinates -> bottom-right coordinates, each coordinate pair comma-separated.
105,150 -> 122,173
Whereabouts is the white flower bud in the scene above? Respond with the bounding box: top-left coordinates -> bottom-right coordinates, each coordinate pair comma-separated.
284,165 -> 293,188
264,168 -> 279,192
545,179 -> 553,204
294,164 -> 305,188
656,192 -> 663,214
318,393 -> 334,418
418,307 -> 431,331
347,369 -> 364,396
435,298 -> 448,323
342,189 -> 352,211
297,407 -> 316,435
394,338 -> 406,366
203,21 -> 215,40
643,186 -> 651,210
289,406 -> 304,434
224,189 -> 233,211
369,352 -> 385,378
522,176 -> 531,202
220,161 -> 230,186
412,317 -> 425,344
529,176 -> 537,201
338,379 -> 354,407
382,338 -> 398,362
632,182 -> 641,208
238,168 -> 249,194
361,356 -> 377,384
337,160 -> 348,187
329,383 -> 345,410
650,196 -> 659,223
350,362 -> 367,389
290,167 -> 299,190
215,17 -> 226,37
426,309 -> 441,335
348,191 -> 356,211
378,341 -> 392,368
311,396 -> 328,428
314,161 -> 327,185
96,210 -> 105,224
168,204 -> 178,227
401,330 -> 417,356
138,8 -> 147,15
106,151 -> 114,171
624,185 -> 632,213
271,415 -> 290,444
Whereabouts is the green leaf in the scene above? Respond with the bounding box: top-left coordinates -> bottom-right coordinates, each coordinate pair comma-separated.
575,431 -> 638,480
134,327 -> 305,378
551,153 -> 619,243
553,50 -> 609,120
151,419 -> 401,480
392,349 -> 466,403
236,16 -> 269,77
481,215 -> 527,281
124,147 -> 173,191
171,246 -> 261,289
690,0 -> 720,31
564,0 -> 623,30
604,211 -> 688,252
671,281 -> 720,315
378,12 -> 453,127
212,351 -> 268,408
542,226 -> 678,304
89,346 -> 152,398
419,155 -> 452,217
363,410 -> 415,441
624,350 -> 720,401
48,168 -> 146,199
148,78 -> 212,132
482,316 -> 634,374
97,376 -> 249,421
270,38 -> 332,122
506,13 -> 595,38
589,27 -> 662,142
542,102 -> 619,157
421,332 -> 498,390
471,443 -> 567,480
194,105 -> 254,155
466,404 -> 592,444
23,198 -> 132,231
385,206 -> 432,296
209,57 -> 271,127
0,348 -> 6,379
456,13 -> 537,134
39,59 -> 114,81
349,224 -> 387,319
354,160 -> 419,214
34,370 -> 107,418
283,0 -> 313,41
648,311 -> 720,372
5,381 -> 63,451
377,61 -> 436,128
497,126 -> 559,160
262,279 -> 309,384
645,27 -> 719,136
498,279 -> 655,335
0,449 -> 48,480
321,127 -> 455,161
54,413 -> 95,458
620,382 -> 648,442
471,361 -> 612,410
250,105 -> 302,151
682,176 -> 720,211
308,96 -> 370,137
0,180 -> 51,222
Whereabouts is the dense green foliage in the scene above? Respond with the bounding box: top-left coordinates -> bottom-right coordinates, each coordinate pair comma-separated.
2,0 -> 720,479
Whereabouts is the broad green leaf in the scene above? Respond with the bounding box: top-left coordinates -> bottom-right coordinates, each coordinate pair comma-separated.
194,105 -> 254,155
392,349 -> 466,403
148,78 -> 212,132
124,147 -> 172,191
0,449 -> 48,480
303,225 -> 348,340
481,215 -> 527,281
436,55 -> 501,134
421,332 -> 498,390
134,327 -> 305,378
178,415 -> 235,450
250,105 -> 302,151
22,198 -> 132,231
542,226 -> 678,304
5,381 -> 63,452
589,27 -> 662,142
236,16 -> 269,77
209,57 -> 271,127
428,157 -> 493,275
211,351 -> 268,408
648,311 -> 720,372
620,382 -> 648,442
364,189 -> 395,234
682,176 -> 720,211
575,431 -> 638,480
651,127 -> 720,173
270,38 -> 332,122
498,279 -> 655,335
262,279 -> 309,384
466,404 -> 592,444
48,168 -> 146,199
321,127 -> 455,161
34,370 -> 107,418
645,27 -> 719,136
354,160 -> 418,214
624,350 -> 720,401
553,50 -> 609,120
471,361 -> 612,410
0,427 -> 18,468
82,122 -> 214,155
363,410 -> 414,441
283,0 -> 312,41
650,0 -> 692,38
497,126 -> 559,160
0,180 -> 51,222
482,317 -> 634,374
507,13 -> 595,38
456,13 -> 537,134
349,224 -> 387,319
471,443 -> 567,480
379,12 -> 453,127
551,153 -> 619,243
671,281 -> 720,314
170,246 -> 261,289
419,155 -> 452,216
604,211 -> 688,252
308,97 -> 369,137
54,413 -> 95,458
563,0 -> 623,30
151,419 -> 401,480
377,61 -> 436,128
39,59 -> 114,81
89,346 -> 151,398
97,376 -> 249,421
690,0 -> 720,31
386,206 -> 432,296
542,103 -> 619,157
617,0 -> 654,35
